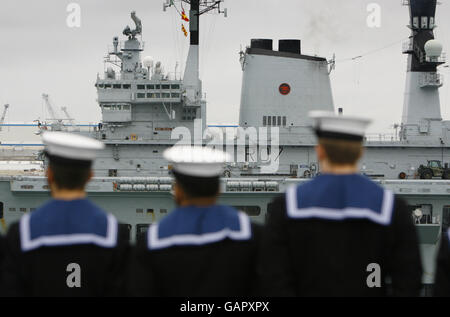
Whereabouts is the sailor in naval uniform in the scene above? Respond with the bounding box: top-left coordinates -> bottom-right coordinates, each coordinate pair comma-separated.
128,146 -> 261,296
260,111 -> 423,297
433,229 -> 450,296
2,132 -> 130,296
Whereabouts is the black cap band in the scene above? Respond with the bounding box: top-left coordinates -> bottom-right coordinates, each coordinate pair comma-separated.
45,151 -> 92,168
315,129 -> 364,142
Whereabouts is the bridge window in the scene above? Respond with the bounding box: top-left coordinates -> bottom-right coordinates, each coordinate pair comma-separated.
137,93 -> 146,99
136,208 -> 144,214
421,17 -> 428,29
123,84 -> 131,89
113,84 -> 121,89
162,84 -> 170,90
9,207 -> 16,212
277,116 -> 281,126
20,208 -> 27,213
147,84 -> 155,89
155,84 -> 161,90
137,85 -> 146,90
263,116 -> 267,126
171,84 -> 180,89
0,202 -> 3,219
104,84 -> 112,89
162,93 -> 171,98
283,116 -> 287,126
160,209 -> 168,214
171,93 -> 180,98
267,116 -> 271,126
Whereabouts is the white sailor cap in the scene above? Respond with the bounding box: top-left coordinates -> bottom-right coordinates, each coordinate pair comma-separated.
309,111 -> 372,141
42,132 -> 105,163
163,146 -> 231,178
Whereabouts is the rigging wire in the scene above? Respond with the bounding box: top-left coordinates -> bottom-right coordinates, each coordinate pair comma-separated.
200,13 -> 218,78
336,37 -> 409,63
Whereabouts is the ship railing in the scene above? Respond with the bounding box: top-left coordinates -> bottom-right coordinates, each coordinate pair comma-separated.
419,72 -> 444,88
365,133 -> 400,142
107,40 -> 145,54
422,52 -> 446,64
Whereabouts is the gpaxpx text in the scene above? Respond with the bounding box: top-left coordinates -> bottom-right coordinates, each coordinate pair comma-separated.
224,301 -> 270,312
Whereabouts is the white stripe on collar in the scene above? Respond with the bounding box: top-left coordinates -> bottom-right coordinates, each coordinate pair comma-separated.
20,213 -> 118,252
285,185 -> 394,226
147,211 -> 252,250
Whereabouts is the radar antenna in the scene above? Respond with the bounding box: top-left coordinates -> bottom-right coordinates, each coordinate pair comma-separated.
123,11 -> 142,39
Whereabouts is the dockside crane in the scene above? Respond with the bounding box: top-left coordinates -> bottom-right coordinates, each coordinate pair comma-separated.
0,104 -> 9,132
41,94 -> 64,131
61,106 -> 75,126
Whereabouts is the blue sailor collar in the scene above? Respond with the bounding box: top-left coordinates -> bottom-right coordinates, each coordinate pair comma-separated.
286,174 -> 394,226
20,199 -> 118,252
147,205 -> 252,250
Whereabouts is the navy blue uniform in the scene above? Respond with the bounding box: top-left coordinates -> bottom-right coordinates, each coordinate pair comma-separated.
434,229 -> 450,296
128,205 -> 261,296
261,174 -> 423,296
0,234 -> 4,296
2,199 -> 130,296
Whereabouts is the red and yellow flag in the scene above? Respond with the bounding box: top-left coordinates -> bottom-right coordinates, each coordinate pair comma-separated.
181,10 -> 189,22
181,24 -> 188,37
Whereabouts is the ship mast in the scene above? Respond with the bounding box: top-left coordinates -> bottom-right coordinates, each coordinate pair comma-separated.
163,0 -> 226,108
401,0 -> 445,141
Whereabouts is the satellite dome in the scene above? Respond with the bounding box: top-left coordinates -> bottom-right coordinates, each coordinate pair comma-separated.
143,56 -> 154,68
424,39 -> 443,58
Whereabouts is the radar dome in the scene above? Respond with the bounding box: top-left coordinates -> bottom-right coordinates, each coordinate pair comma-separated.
424,39 -> 443,58
143,56 -> 154,68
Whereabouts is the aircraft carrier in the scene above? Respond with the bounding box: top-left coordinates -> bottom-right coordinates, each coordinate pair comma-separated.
0,0 -> 448,293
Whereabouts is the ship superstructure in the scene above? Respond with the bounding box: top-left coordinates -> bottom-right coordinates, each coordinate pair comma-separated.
0,0 -> 448,293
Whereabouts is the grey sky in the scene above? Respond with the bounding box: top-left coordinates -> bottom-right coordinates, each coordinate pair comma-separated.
0,0 -> 449,138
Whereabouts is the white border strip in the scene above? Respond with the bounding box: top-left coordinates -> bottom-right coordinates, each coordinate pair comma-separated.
20,213 -> 118,252
285,185 -> 394,226
148,212 -> 252,250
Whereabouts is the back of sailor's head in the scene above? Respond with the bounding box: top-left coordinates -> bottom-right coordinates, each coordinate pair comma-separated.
42,132 -> 105,190
308,111 -> 372,165
163,146 -> 230,198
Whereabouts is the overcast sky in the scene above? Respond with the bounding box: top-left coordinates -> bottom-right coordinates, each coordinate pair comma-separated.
0,0 -> 449,137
